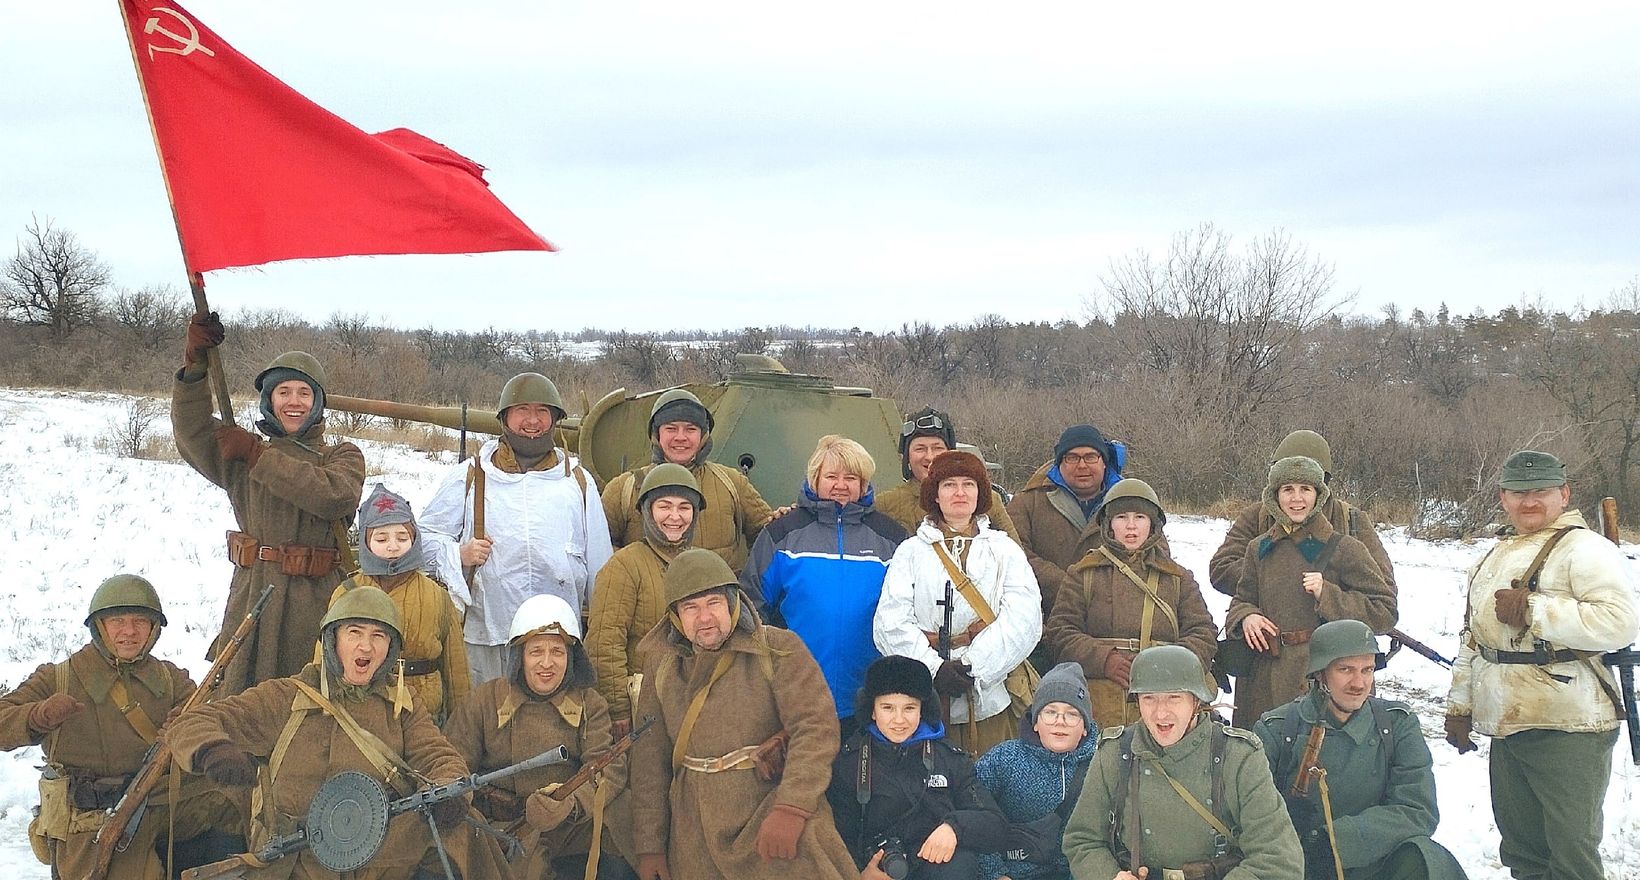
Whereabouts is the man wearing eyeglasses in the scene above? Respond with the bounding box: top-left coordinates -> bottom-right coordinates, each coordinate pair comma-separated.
1444,450 -> 1636,880
1006,424 -> 1126,616
875,406 -> 1019,541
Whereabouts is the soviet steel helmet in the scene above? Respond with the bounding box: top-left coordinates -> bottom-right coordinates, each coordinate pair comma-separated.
638,462 -> 705,511
85,574 -> 168,627
1128,645 -> 1214,702
1095,477 -> 1166,527
1272,430 -> 1332,475
663,548 -> 738,607
508,593 -> 582,644
496,372 -> 566,422
254,351 -> 329,392
648,388 -> 714,435
320,585 -> 402,641
1307,619 -> 1383,675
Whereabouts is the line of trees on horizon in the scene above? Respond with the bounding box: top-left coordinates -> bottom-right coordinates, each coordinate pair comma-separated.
5,216 -> 1638,535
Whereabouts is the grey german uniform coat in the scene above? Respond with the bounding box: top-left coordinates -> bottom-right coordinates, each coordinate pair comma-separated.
1254,691 -> 1467,880
1062,716 -> 1303,880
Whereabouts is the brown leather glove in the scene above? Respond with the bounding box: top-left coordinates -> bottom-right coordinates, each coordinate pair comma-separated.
756,803 -> 808,861
214,425 -> 264,468
430,794 -> 469,830
27,693 -> 84,734
1443,714 -> 1478,754
1493,588 -> 1531,628
183,312 -> 225,366
933,659 -> 974,697
636,854 -> 672,880
525,784 -> 577,830
611,718 -> 632,740
197,741 -> 258,787
1103,650 -> 1135,688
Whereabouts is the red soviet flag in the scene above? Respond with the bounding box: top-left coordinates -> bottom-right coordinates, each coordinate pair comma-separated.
121,0 -> 554,274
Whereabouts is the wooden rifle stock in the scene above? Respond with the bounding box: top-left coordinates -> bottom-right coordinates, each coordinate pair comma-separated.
1386,628 -> 1455,668
548,715 -> 655,801
1288,725 -> 1326,797
88,584 -> 277,880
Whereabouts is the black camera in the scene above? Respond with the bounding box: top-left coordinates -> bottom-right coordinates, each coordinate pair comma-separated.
870,836 -> 910,880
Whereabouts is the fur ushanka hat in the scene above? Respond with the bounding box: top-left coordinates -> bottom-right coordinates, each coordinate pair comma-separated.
1263,455 -> 1332,523
855,654 -> 939,720
919,450 -> 992,516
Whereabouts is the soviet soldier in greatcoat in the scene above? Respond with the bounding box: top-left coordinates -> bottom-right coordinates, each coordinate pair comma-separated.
629,548 -> 858,880
174,314 -> 366,695
422,372 -> 613,685
166,586 -> 510,880
1047,478 -> 1218,730
602,389 -> 774,572
1062,645 -> 1303,880
0,575 -> 240,879
445,594 -> 636,879
875,406 -> 1019,541
1209,430 -> 1395,598
1256,620 -> 1466,880
1443,450 -> 1638,880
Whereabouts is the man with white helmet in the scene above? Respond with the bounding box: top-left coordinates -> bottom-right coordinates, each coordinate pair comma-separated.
445,593 -> 636,879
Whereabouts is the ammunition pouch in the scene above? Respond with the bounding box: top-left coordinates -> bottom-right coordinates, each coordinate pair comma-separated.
27,763 -> 70,864
70,773 -> 133,811
227,530 -> 339,577
1166,850 -> 1243,880
751,729 -> 790,783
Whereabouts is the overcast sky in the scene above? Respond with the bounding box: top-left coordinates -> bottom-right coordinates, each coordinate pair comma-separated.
4,2 -> 1636,333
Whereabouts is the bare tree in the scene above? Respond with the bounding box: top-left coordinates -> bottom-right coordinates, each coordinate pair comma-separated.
105,283 -> 189,350
1,216 -> 111,338
1094,223 -> 1352,434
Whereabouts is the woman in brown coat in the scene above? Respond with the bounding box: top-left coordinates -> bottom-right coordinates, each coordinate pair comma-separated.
586,463 -> 702,737
1048,478 -> 1217,730
444,593 -> 634,880
1223,456 -> 1396,728
166,587 -> 507,880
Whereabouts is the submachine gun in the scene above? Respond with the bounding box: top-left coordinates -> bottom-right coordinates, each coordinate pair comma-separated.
182,745 -> 569,880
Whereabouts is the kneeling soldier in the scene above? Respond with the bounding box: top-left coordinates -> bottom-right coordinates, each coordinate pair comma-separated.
1255,620 -> 1466,880
444,593 -> 637,879
1063,645 -> 1302,880
0,574 -> 240,879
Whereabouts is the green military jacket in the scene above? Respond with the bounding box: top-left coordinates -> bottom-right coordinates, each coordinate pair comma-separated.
1063,715 -> 1302,880
1254,691 -> 1467,880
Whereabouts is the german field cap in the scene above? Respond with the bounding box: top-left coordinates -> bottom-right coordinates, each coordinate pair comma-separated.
1498,450 -> 1566,489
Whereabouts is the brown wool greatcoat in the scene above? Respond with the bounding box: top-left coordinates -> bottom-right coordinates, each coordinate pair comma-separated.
0,644 -> 230,879
586,541 -> 676,724
1224,513 -> 1397,728
1006,462 -> 1099,615
1208,496 -> 1395,597
630,618 -> 857,879
173,373 -> 366,695
168,665 -> 507,880
443,678 -> 628,878
1048,541 -> 1219,729
328,572 -> 469,722
875,478 -> 1020,542
603,460 -> 773,572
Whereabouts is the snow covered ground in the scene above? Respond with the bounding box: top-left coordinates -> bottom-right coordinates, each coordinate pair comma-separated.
0,386 -> 1633,877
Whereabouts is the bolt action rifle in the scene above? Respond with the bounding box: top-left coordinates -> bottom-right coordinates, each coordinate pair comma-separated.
182,745 -> 570,880
936,580 -> 955,729
88,584 -> 276,880
547,715 -> 654,802
1596,497 -> 1640,764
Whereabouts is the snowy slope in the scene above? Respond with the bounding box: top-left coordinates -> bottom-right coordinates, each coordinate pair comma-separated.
0,387 -> 1633,877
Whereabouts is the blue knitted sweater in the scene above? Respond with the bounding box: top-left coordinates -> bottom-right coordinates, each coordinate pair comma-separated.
974,732 -> 1098,880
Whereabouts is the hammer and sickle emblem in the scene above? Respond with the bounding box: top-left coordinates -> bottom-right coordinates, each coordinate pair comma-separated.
145,7 -> 216,61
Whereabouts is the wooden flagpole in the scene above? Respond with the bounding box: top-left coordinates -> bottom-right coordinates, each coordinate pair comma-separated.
117,0 -> 235,424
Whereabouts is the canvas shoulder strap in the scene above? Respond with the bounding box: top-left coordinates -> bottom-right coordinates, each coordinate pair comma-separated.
1514,526 -> 1581,593
1097,546 -> 1179,644
287,679 -> 422,789
1313,533 -> 1344,573
933,542 -> 996,626
1142,749 -> 1234,841
671,652 -> 734,768
109,677 -> 159,744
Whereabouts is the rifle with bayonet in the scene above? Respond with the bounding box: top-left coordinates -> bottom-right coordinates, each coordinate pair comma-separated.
88,584 -> 276,880
182,745 -> 570,880
1596,496 -> 1640,763
1385,628 -> 1455,668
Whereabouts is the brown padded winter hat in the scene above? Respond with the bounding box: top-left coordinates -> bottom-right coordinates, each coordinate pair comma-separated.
920,450 -> 992,516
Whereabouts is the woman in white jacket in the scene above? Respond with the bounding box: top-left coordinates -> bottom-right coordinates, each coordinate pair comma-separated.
874,450 -> 1042,756
420,373 -> 614,685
